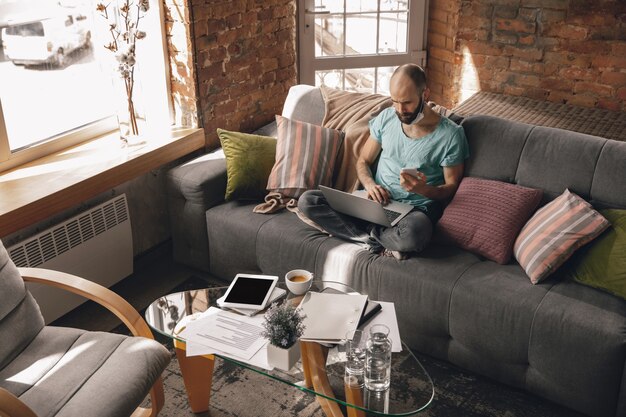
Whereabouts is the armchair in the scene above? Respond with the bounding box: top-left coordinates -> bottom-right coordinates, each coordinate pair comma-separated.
0,240 -> 170,417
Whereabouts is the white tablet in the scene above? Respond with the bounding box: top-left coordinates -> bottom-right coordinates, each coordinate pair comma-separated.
219,274 -> 279,310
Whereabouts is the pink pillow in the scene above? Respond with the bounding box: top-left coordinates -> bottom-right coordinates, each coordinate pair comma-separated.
436,177 -> 543,264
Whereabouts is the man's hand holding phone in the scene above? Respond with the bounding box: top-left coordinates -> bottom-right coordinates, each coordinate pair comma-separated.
401,167 -> 420,177
400,167 -> 427,193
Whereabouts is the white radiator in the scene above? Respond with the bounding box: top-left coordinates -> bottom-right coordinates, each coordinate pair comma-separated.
8,194 -> 133,324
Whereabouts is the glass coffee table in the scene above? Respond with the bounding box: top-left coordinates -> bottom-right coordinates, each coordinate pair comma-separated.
145,280 -> 434,417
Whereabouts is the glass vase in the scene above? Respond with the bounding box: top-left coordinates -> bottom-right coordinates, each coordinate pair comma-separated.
115,76 -> 146,147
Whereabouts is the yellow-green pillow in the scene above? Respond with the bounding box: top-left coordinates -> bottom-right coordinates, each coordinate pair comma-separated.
218,129 -> 276,201
568,209 -> 626,300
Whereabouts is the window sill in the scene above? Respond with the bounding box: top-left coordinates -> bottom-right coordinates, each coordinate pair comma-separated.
0,127 -> 205,237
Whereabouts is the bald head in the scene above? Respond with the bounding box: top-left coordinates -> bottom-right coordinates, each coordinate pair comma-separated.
389,64 -> 430,125
391,64 -> 427,92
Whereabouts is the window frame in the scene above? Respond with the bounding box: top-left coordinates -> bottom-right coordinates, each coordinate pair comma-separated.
297,0 -> 428,91
0,0 -> 172,173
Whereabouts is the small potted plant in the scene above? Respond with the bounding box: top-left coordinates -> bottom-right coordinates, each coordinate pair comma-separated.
261,300 -> 306,371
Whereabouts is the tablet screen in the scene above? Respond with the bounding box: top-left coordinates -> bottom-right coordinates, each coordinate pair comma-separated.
223,277 -> 275,305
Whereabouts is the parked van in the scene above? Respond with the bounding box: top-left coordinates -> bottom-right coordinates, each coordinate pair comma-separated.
1,11 -> 91,67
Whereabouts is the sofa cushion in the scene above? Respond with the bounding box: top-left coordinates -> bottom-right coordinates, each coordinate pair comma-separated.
462,115 -> 532,183
447,261 -> 626,417
255,210 -> 331,276
206,201 -> 278,280
436,177 -> 542,264
266,115 -> 343,199
568,209 -> 626,299
590,140 -> 626,209
463,116 -> 626,211
313,238 -> 482,356
515,125 -> 605,204
514,189 -> 610,284
525,279 -> 626,417
447,261 -> 555,387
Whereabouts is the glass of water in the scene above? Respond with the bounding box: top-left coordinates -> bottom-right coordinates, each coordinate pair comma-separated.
365,324 -> 392,391
344,329 -> 366,388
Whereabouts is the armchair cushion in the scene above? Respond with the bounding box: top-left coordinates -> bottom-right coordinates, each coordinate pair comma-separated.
0,326 -> 170,417
0,242 -> 44,371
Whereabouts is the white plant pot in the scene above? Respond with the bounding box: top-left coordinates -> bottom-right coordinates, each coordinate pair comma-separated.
267,342 -> 301,371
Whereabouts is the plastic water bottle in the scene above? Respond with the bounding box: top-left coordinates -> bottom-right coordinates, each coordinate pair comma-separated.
364,324 -> 392,391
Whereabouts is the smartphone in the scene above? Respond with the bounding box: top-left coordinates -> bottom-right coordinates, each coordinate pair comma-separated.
401,167 -> 419,177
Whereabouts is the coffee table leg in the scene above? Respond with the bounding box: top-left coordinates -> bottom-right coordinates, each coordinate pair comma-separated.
344,384 -> 366,417
300,341 -> 313,388
301,341 -> 345,417
174,345 -> 215,413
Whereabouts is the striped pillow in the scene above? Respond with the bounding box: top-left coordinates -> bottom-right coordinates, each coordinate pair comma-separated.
267,115 -> 343,198
513,189 -> 610,284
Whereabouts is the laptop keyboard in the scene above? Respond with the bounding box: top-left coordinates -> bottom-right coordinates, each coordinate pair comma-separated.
383,208 -> 402,223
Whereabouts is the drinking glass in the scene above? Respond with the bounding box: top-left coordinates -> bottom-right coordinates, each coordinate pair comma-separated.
344,329 -> 366,388
365,323 -> 392,391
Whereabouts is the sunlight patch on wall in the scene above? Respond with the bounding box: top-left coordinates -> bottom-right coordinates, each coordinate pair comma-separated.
460,46 -> 480,103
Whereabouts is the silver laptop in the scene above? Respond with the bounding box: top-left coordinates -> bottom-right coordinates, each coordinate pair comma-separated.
319,185 -> 414,227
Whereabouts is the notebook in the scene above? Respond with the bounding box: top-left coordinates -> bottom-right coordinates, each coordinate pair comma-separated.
319,185 -> 413,227
298,292 -> 368,343
320,286 -> 382,327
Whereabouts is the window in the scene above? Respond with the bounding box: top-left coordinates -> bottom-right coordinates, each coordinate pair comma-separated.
298,0 -> 428,94
0,0 -> 170,172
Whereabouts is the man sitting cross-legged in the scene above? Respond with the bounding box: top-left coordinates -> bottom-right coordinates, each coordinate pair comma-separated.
298,64 -> 469,260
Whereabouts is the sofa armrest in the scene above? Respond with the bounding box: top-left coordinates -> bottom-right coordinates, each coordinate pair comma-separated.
166,149 -> 227,271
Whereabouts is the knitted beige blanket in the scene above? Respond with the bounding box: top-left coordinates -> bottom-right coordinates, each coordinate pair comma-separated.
320,85 -> 392,192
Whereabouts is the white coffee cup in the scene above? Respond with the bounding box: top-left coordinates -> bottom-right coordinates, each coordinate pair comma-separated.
285,269 -> 313,295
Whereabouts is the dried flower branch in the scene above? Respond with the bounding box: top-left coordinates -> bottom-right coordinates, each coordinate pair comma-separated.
96,0 -> 149,136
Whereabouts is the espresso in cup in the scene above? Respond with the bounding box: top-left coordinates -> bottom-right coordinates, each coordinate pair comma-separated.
289,275 -> 309,283
285,269 -> 313,295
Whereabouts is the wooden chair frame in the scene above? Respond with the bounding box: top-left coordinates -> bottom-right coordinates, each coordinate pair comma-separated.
0,267 -> 165,417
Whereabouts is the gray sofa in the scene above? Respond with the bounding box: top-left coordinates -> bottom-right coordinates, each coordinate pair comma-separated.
166,85 -> 626,417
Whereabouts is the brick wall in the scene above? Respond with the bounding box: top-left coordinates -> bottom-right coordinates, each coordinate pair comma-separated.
189,0 -> 297,148
428,0 -> 626,111
428,0 -> 463,108
164,0 -> 199,128
166,1 -> 624,142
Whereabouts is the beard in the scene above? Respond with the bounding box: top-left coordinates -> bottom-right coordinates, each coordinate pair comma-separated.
395,98 -> 425,125
395,107 -> 422,124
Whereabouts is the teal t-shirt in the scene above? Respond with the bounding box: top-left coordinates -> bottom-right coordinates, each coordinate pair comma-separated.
368,107 -> 469,210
